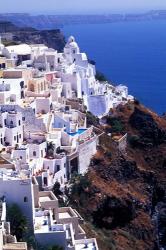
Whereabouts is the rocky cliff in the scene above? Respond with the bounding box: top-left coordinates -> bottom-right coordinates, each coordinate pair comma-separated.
69,101 -> 166,250
0,21 -> 65,52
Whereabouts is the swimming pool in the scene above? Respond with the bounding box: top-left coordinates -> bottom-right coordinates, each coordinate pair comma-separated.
67,129 -> 87,137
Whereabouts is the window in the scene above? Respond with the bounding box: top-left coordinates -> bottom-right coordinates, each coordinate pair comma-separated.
22,117 -> 25,121
43,177 -> 47,186
18,120 -> 21,126
20,156 -> 22,159
14,136 -> 16,141
19,134 -> 21,138
24,197 -> 28,202
33,151 -> 36,157
57,165 -> 60,171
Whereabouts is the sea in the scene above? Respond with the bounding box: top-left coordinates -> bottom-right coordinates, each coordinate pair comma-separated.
62,20 -> 166,114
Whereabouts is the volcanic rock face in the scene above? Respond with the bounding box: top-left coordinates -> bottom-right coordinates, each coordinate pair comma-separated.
69,102 -> 166,250
92,195 -> 136,229
12,29 -> 66,52
0,21 -> 66,52
129,107 -> 166,147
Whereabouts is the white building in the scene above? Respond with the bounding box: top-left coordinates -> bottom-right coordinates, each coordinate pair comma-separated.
0,111 -> 23,147
59,36 -> 133,116
0,170 -> 34,224
0,34 -> 134,249
33,177 -> 98,250
3,44 -> 31,64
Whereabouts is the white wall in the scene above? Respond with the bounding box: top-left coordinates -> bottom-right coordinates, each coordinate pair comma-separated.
12,148 -> 29,163
78,137 -> 97,174
0,178 -> 34,224
87,95 -> 108,116
35,98 -> 50,114
35,231 -> 67,249
28,142 -> 47,159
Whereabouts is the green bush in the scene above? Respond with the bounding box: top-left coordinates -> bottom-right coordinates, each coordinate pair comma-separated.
95,71 -> 108,82
7,203 -> 27,241
71,174 -> 91,192
86,111 -> 99,127
52,182 -> 63,197
106,117 -> 124,133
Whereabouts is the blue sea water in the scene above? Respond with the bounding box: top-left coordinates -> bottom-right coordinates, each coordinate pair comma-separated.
63,21 -> 166,114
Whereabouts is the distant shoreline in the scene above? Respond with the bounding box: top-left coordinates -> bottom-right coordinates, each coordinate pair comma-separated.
1,10 -> 166,29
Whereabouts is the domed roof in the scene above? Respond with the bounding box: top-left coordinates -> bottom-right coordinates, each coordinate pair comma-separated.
66,36 -> 79,49
69,41 -> 79,49
68,36 -> 75,43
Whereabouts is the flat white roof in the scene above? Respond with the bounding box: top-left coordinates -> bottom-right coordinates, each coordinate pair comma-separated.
39,196 -> 51,202
6,44 -> 31,55
59,212 -> 71,219
34,216 -> 49,233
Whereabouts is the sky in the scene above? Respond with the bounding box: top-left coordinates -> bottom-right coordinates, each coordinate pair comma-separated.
1,0 -> 166,14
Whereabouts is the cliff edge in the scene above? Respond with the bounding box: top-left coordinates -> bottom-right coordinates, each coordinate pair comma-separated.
69,101 -> 166,250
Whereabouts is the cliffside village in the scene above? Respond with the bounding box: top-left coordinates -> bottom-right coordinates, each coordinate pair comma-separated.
0,36 -> 133,250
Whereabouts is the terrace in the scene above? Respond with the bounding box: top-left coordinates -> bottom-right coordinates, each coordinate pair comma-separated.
39,191 -> 58,207
34,208 -> 65,234
34,209 -> 52,233
58,207 -> 78,218
45,153 -> 66,160
74,239 -> 98,250
0,169 -> 30,181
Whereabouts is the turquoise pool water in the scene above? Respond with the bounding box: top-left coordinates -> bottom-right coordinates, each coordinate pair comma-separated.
67,129 -> 87,136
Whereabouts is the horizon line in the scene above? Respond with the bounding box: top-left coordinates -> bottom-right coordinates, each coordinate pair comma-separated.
0,9 -> 166,15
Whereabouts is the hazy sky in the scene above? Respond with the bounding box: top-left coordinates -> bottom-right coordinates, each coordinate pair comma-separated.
1,0 -> 166,14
